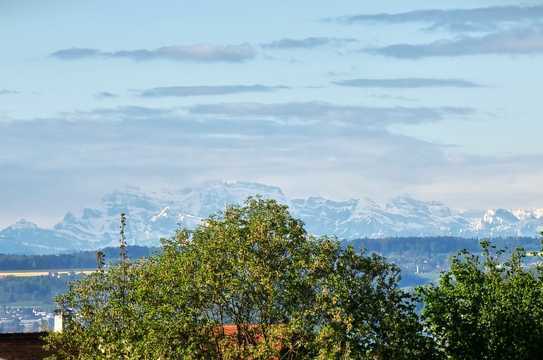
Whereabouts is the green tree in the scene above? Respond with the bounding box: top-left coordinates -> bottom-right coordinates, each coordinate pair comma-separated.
46,198 -> 433,359
417,235 -> 543,360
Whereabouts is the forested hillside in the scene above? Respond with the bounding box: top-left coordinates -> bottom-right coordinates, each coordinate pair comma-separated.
0,246 -> 157,270
1,237 -> 537,271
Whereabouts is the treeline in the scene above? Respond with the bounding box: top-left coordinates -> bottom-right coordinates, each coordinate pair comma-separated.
1,237 -> 539,271
346,236 -> 541,256
0,246 -> 157,270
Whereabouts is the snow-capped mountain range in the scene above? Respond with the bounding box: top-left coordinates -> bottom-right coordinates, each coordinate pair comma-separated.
1,181 -> 542,254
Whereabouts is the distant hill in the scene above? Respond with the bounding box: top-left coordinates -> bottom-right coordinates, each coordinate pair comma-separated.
0,246 -> 157,270
0,237 -> 538,273
1,181 -> 542,254
344,236 -> 542,255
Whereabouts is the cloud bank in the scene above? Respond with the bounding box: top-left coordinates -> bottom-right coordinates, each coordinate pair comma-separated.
0,103 -> 469,185
3,103 -> 543,224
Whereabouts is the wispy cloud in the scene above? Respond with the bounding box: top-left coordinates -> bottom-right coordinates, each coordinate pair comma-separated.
0,89 -> 19,95
261,37 -> 357,49
366,27 -> 543,59
40,103 -> 469,134
187,102 -> 473,129
333,78 -> 482,88
51,43 -> 257,63
66,106 -> 171,121
95,91 -> 119,99
51,48 -> 101,60
138,85 -> 288,98
331,5 -> 543,32
368,94 -> 418,102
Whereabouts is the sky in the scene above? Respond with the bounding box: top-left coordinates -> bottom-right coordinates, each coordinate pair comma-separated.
1,0 -> 543,227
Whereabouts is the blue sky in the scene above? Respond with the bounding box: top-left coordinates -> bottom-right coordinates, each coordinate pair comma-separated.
1,0 -> 543,226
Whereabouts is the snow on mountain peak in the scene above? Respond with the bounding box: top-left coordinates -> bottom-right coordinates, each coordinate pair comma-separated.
8,219 -> 39,231
2,181 -> 542,254
512,208 -> 543,220
151,207 -> 170,222
481,209 -> 519,224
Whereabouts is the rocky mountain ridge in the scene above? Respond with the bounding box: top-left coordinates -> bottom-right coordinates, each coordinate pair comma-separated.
1,181 -> 542,254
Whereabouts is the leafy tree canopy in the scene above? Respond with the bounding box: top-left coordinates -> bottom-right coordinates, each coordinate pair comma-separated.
418,236 -> 543,360
46,198 -> 432,359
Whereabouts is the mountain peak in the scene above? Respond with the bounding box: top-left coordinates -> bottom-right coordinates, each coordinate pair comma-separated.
8,219 -> 39,231
2,181 -> 543,254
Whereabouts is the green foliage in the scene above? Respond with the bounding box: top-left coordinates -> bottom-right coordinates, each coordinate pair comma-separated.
45,198 -> 431,359
417,234 -> 543,360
